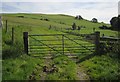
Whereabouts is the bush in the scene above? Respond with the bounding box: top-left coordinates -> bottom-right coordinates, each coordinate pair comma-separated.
77,26 -> 81,30
72,23 -> 76,30
2,42 -> 23,59
92,18 -> 98,23
99,25 -> 110,29
44,18 -> 49,21
75,15 -> 83,20
17,16 -> 24,18
110,16 -> 120,31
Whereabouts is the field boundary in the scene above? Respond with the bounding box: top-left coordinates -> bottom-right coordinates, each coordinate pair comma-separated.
23,32 -> 103,56
23,31 -> 120,57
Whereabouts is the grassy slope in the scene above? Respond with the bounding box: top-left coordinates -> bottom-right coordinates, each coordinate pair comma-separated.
2,13 -> 119,80
80,53 -> 120,80
3,14 -> 117,36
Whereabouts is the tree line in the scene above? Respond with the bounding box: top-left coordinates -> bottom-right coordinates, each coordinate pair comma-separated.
74,15 -> 120,31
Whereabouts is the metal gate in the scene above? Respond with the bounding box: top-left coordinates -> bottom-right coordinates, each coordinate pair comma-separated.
25,33 -> 95,57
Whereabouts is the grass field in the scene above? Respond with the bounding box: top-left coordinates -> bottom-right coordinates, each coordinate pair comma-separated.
2,13 -> 120,80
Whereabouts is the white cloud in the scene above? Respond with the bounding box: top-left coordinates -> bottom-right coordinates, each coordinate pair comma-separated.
118,1 -> 120,15
2,0 -> 119,2
29,2 -> 118,23
1,2 -> 118,23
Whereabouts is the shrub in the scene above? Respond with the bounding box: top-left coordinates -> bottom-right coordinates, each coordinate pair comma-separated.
77,26 -> 81,30
99,25 -> 110,29
17,16 -> 24,18
2,42 -> 23,59
72,23 -> 76,30
92,18 -> 98,23
44,18 -> 49,21
110,16 -> 120,31
75,15 -> 83,20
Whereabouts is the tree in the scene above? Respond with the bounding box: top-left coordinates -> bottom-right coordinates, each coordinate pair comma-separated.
99,25 -> 109,29
110,16 -> 119,31
78,26 -> 81,30
75,15 -> 83,20
93,28 -> 95,32
75,16 -> 78,19
78,15 -> 83,20
72,23 -> 76,30
92,18 -> 98,23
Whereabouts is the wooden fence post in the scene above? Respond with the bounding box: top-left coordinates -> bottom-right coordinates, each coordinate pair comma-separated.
23,32 -> 28,55
62,34 -> 64,55
5,20 -> 8,33
95,31 -> 100,54
12,27 -> 14,44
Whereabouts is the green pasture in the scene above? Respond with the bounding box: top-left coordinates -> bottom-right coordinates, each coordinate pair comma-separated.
2,14 -> 119,80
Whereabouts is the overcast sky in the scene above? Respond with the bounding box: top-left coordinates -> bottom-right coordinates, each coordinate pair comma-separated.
1,0 -> 119,2
1,0 -> 119,23
118,1 -> 120,15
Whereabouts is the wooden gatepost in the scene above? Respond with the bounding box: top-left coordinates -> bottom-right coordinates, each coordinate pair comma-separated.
23,32 -> 28,55
95,31 -> 100,55
12,27 -> 14,44
5,20 -> 8,33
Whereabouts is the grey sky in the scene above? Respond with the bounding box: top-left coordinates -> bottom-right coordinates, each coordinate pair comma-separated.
118,1 -> 120,15
2,0 -> 119,2
1,1 -> 119,23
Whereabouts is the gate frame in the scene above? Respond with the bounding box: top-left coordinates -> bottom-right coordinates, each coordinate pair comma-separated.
23,32 -> 28,54
23,32 -> 99,55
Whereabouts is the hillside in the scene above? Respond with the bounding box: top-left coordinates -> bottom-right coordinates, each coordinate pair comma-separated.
1,14 -> 119,80
2,13 -> 117,36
